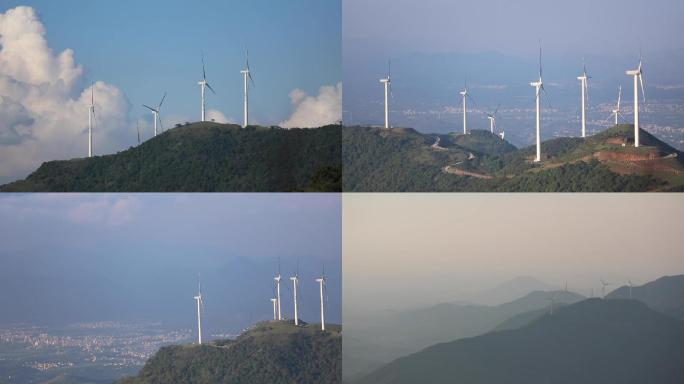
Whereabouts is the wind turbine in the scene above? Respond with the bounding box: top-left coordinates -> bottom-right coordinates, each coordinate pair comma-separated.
626,54 -> 646,147
193,274 -> 204,345
548,291 -> 558,315
577,62 -> 591,138
459,80 -> 475,135
290,267 -> 300,326
600,278 -> 611,298
240,49 -> 255,128
270,298 -> 278,320
274,264 -> 282,321
379,60 -> 391,129
486,104 -> 500,135
143,92 -> 166,137
611,85 -> 623,126
88,84 -> 95,157
530,42 -> 548,162
315,265 -> 326,331
198,54 -> 216,122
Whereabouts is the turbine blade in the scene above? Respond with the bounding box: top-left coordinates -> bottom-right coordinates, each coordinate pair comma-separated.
143,104 -> 156,112
617,85 -> 622,110
159,92 -> 167,109
202,54 -> 206,80
248,72 -> 255,87
639,75 -> 645,103
206,82 -> 216,94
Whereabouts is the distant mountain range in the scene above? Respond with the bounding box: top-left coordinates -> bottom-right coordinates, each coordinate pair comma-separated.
343,124 -> 684,191
118,321 -> 341,384
350,274 -> 684,384
1,123 -> 341,192
343,289 -> 584,380
354,299 -> 684,384
607,275 -> 684,320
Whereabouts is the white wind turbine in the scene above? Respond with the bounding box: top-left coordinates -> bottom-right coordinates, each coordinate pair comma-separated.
143,92 -> 167,137
193,274 -> 204,345
379,60 -> 391,129
290,268 -> 300,326
459,80 -> 476,135
530,43 -> 549,162
486,104 -> 500,135
600,278 -> 611,298
577,62 -> 591,138
198,54 -> 216,122
611,85 -> 623,126
240,49 -> 255,128
315,265 -> 326,331
626,55 -> 646,147
270,298 -> 278,320
274,261 -> 282,321
88,85 -> 95,157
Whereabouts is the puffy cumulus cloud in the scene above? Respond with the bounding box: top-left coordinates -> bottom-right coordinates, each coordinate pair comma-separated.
280,82 -> 341,128
0,6 -> 131,182
206,109 -> 235,124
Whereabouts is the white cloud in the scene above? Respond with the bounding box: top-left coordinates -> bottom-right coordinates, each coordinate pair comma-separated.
280,82 -> 341,128
206,109 -> 235,124
67,196 -> 140,226
0,6 -> 132,182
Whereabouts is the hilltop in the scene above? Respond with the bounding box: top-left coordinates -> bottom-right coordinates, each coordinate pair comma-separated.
355,299 -> 684,384
343,124 -> 684,191
607,274 -> 684,320
1,123 -> 341,192
117,321 -> 341,384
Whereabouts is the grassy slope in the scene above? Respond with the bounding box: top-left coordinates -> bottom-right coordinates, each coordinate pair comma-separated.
343,125 -> 681,191
1,123 -> 341,192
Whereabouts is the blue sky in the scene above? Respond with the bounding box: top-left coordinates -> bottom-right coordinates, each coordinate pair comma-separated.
343,0 -> 684,143
0,193 -> 342,334
4,0 -> 340,124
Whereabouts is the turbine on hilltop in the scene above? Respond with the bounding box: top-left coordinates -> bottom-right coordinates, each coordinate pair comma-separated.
315,265 -> 327,331
626,54 -> 646,147
379,60 -> 391,129
577,61 -> 591,138
143,92 -> 166,137
530,42 -> 549,162
87,84 -> 95,158
193,273 -> 204,345
240,48 -> 255,128
198,54 -> 216,122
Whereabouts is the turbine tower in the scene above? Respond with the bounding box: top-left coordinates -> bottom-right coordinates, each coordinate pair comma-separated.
240,49 -> 255,128
600,278 -> 611,298
270,298 -> 278,320
628,279 -> 634,299
626,55 -> 645,147
315,267 -> 326,331
379,60 -> 391,129
143,92 -> 166,137
611,86 -> 622,126
88,85 -> 95,157
193,274 -> 204,345
290,273 -> 300,326
198,54 -> 216,122
274,272 -> 282,321
459,82 -> 470,135
548,291 -> 558,315
530,43 -> 547,162
577,63 -> 590,138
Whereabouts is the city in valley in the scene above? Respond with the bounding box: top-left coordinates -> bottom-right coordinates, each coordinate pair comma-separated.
0,322 -> 192,383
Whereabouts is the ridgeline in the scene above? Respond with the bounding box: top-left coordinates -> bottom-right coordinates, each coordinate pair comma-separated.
118,321 -> 341,384
355,299 -> 684,384
343,124 -> 684,192
1,123 -> 341,192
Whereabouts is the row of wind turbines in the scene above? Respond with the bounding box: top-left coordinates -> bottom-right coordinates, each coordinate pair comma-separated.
86,50 -> 255,158
547,278 -> 638,315
378,45 -> 647,162
192,265 -> 328,346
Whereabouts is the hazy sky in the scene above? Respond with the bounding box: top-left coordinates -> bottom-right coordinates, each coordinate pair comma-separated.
0,194 -> 341,334
344,0 -> 684,57
0,1 -> 341,182
344,193 -> 684,313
